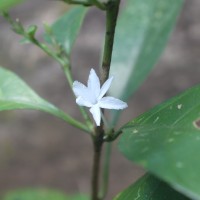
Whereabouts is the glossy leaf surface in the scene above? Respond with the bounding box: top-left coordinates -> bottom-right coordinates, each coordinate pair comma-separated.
3,189 -> 88,200
109,0 -> 183,101
0,67 -> 82,127
114,174 -> 190,200
119,85 -> 200,199
45,6 -> 87,55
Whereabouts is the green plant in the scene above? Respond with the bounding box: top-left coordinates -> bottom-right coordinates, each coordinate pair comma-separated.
1,0 -> 199,200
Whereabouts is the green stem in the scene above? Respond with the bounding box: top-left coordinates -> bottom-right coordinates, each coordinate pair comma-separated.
62,64 -> 94,131
64,0 -> 92,6
91,0 -> 106,10
31,39 -> 93,132
91,144 -> 102,200
110,129 -> 122,142
95,1 -> 120,199
52,108 -> 91,133
101,0 -> 120,83
2,12 -> 93,133
99,143 -> 112,199
91,1 -> 121,199
91,126 -> 104,200
63,0 -> 106,10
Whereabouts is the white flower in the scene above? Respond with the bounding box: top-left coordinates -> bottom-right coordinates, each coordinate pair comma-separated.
72,68 -> 128,126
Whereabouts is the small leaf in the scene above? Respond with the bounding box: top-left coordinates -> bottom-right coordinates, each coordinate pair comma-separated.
3,188 -> 88,200
114,174 -> 190,200
44,6 -> 87,55
118,85 -> 200,199
109,0 -> 184,124
0,0 -> 25,10
27,25 -> 37,38
0,67 -> 86,130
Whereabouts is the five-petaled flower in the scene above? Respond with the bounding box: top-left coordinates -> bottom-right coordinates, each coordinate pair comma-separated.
72,68 -> 128,126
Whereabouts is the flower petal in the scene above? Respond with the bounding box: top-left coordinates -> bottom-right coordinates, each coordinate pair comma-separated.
98,76 -> 113,99
73,81 -> 87,97
87,68 -> 100,99
73,81 -> 94,104
99,96 -> 128,110
76,96 -> 93,107
89,105 -> 101,126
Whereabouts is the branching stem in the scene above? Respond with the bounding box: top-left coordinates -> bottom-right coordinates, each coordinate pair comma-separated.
91,0 -> 121,199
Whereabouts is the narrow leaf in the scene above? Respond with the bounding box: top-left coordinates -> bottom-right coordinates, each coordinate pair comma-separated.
114,174 -> 190,200
44,6 -> 87,55
118,85 -> 200,199
109,0 -> 183,100
0,67 -> 87,131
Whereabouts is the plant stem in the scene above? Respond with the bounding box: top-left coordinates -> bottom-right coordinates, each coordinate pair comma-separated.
101,0 -> 120,83
32,39 -> 93,132
2,12 -> 93,133
99,143 -> 112,199
91,1 -> 121,199
91,126 -> 104,200
64,0 -> 92,7
100,0 -> 121,199
52,108 -> 91,133
62,63 -> 93,131
63,0 -> 106,10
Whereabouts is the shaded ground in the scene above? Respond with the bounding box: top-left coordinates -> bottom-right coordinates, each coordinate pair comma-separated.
0,0 -> 200,199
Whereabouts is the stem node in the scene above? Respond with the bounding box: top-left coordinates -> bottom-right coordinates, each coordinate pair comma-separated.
91,1 -> 121,199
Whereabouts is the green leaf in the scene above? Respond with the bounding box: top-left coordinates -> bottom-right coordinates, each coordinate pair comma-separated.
44,6 -> 87,55
3,189 -> 88,200
114,174 -> 190,200
109,0 -> 183,101
0,67 -> 88,132
118,85 -> 200,199
0,0 -> 25,10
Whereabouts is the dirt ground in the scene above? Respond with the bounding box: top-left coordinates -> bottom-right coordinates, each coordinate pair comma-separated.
0,0 -> 200,199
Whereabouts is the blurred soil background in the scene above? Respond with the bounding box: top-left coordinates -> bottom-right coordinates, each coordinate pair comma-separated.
0,0 -> 200,199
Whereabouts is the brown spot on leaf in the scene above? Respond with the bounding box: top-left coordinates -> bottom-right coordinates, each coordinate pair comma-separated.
193,119 -> 200,129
